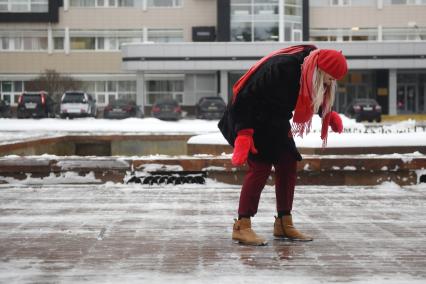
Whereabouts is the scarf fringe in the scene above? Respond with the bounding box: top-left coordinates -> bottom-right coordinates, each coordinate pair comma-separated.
292,117 -> 329,149
291,119 -> 312,138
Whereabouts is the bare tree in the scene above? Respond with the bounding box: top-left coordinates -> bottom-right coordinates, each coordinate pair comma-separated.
26,69 -> 83,107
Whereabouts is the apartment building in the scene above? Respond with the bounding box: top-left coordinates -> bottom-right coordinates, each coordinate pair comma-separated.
1,0 -> 426,115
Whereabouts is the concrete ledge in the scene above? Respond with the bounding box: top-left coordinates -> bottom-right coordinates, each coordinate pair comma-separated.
0,134 -> 193,156
2,134 -> 425,157
187,143 -> 426,156
0,155 -> 425,186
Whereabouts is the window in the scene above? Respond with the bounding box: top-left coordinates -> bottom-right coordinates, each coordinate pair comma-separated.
22,37 -> 48,50
78,81 -> 136,106
147,0 -> 182,8
70,0 -> 96,7
330,0 -> 351,6
97,37 -> 105,50
1,81 -> 12,93
54,37 -> 64,50
31,0 -> 48,12
310,27 -> 378,42
254,22 -> 278,41
148,29 -> 183,42
118,0 -> 134,6
14,81 -> 23,92
0,0 -> 46,12
0,37 -> 10,50
118,81 -> 136,101
147,80 -> 183,104
383,27 -> 426,41
231,0 -> 302,42
75,0 -> 135,7
313,0 -> 373,5
231,22 -> 252,41
97,94 -> 106,104
108,81 -> 117,92
387,0 -> 426,4
0,81 -> 25,106
0,0 -> 7,11
118,37 -> 142,49
11,0 -> 28,12
71,37 -> 96,50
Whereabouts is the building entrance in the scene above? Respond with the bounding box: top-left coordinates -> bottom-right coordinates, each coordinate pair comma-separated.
397,84 -> 417,114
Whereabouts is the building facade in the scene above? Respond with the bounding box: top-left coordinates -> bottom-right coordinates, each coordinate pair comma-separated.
1,0 -> 426,115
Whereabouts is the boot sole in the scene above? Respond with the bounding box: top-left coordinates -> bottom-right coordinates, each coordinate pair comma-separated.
273,236 -> 313,242
233,239 -> 268,246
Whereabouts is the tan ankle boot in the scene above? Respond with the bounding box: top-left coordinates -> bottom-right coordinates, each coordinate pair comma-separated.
232,218 -> 267,246
273,215 -> 313,241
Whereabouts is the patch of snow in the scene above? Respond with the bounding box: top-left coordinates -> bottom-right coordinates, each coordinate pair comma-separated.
202,166 -> 226,171
376,181 -> 403,191
0,171 -> 101,184
343,166 -> 357,171
135,163 -> 184,172
188,133 -> 228,145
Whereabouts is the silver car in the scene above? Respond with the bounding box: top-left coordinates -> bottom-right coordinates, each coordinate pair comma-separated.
60,91 -> 97,118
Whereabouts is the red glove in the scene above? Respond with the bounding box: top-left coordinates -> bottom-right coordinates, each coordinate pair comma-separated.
232,129 -> 258,166
329,111 -> 343,133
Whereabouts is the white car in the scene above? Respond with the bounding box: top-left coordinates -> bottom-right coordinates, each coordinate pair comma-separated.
60,91 -> 97,119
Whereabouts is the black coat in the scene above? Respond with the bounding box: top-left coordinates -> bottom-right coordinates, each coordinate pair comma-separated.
218,45 -> 317,163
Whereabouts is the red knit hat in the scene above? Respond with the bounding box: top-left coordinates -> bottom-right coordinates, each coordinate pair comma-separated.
317,49 -> 347,80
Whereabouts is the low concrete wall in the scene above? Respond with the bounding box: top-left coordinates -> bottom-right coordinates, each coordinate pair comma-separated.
0,156 -> 425,186
0,135 -> 191,157
187,143 -> 426,156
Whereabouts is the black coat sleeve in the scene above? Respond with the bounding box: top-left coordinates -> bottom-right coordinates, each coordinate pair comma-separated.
231,61 -> 285,133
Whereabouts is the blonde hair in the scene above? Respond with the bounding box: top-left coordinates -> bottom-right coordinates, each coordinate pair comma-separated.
312,68 -> 336,115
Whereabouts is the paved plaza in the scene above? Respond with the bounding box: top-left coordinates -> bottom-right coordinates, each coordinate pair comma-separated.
0,180 -> 425,283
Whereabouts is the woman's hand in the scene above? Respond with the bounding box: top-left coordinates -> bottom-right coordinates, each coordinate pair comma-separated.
232,129 -> 258,166
328,111 -> 343,133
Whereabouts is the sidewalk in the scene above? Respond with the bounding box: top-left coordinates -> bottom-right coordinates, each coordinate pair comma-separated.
0,181 -> 425,283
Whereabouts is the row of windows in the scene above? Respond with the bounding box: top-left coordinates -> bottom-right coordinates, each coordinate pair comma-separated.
69,0 -> 182,8
311,27 -> 426,42
68,0 -> 426,8
0,0 -> 48,12
311,0 -> 426,6
0,29 -> 183,51
0,80 -> 138,106
0,80 -> 185,106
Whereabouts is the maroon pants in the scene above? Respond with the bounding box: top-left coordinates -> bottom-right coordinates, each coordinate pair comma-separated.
238,151 -> 297,217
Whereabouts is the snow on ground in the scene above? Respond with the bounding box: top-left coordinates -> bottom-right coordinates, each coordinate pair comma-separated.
0,116 -> 425,148
0,117 -> 219,134
188,116 -> 426,148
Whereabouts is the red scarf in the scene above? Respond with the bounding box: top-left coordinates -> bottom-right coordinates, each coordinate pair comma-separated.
292,49 -> 333,147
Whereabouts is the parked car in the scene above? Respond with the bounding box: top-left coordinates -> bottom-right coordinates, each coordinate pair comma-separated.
103,100 -> 143,119
151,98 -> 182,121
17,91 -> 56,118
0,99 -> 12,118
60,91 -> 97,119
345,98 -> 382,122
195,96 -> 226,120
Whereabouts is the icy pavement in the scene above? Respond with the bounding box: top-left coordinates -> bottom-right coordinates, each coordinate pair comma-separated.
0,181 -> 425,284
